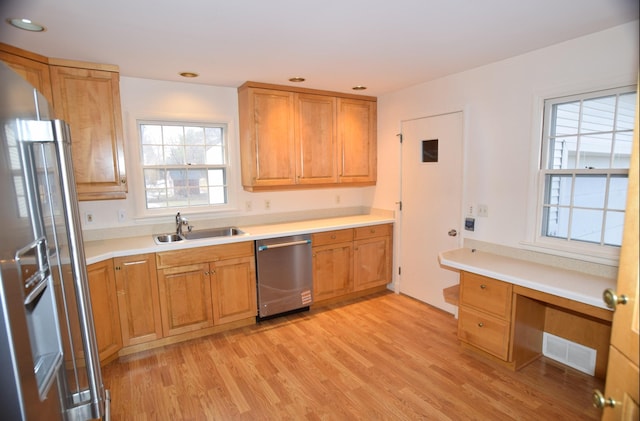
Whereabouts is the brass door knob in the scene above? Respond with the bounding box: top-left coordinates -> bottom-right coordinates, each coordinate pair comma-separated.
602,288 -> 628,310
592,389 -> 616,409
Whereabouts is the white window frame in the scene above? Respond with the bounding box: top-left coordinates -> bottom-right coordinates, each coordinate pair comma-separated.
523,84 -> 635,264
130,117 -> 238,219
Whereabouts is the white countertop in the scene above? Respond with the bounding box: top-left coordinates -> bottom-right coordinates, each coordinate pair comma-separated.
84,214 -> 394,265
438,248 -> 616,311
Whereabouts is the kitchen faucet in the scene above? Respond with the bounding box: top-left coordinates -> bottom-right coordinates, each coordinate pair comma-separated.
175,212 -> 191,236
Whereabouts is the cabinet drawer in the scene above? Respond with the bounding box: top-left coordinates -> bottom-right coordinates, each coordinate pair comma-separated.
312,229 -> 353,247
354,224 -> 392,240
460,272 -> 512,319
156,241 -> 253,269
458,307 -> 511,361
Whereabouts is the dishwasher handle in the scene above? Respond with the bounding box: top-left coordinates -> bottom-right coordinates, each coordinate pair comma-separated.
257,239 -> 311,251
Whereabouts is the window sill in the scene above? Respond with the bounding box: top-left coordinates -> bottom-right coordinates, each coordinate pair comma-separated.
519,239 -> 620,267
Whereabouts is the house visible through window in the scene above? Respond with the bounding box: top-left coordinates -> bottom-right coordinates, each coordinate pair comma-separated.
139,121 -> 228,209
540,86 -> 636,248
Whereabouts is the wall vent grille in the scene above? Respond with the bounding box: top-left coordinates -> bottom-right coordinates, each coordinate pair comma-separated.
542,332 -> 596,376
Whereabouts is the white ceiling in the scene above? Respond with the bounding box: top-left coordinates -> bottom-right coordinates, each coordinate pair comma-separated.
1,0 -> 638,96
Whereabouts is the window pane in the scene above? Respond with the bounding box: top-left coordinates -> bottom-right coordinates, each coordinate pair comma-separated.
542,206 -> 569,239
205,128 -> 223,145
165,145 -> 184,165
144,169 -> 171,208
574,175 -> 606,208
616,92 -> 636,130
185,146 -> 205,164
544,175 -> 572,206
570,208 -> 603,244
205,145 -> 224,165
578,133 -> 612,169
209,187 -> 226,204
612,131 -> 633,168
547,137 -> 577,169
208,169 -> 224,186
142,145 -> 163,165
185,126 -> 205,145
608,175 -> 628,210
552,101 -> 580,136
604,211 -> 624,246
141,124 -> 162,145
581,95 -> 615,133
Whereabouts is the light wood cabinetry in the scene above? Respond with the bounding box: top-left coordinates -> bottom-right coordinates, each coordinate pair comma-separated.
87,259 -> 122,364
353,224 -> 392,291
312,224 -> 392,304
238,81 -> 376,191
0,44 -> 126,201
0,43 -> 53,105
458,272 -> 513,360
312,229 -> 354,301
49,61 -> 127,201
114,254 -> 163,346
337,98 -> 377,183
156,241 -> 256,334
157,262 -> 214,336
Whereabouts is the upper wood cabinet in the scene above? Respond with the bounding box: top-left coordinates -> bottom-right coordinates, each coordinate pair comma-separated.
0,43 -> 53,105
49,61 -> 127,200
238,81 -> 376,191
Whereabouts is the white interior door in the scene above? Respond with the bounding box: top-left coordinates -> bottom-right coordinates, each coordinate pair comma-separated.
399,112 -> 463,314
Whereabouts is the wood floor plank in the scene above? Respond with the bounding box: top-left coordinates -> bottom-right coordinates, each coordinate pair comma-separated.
102,291 -> 602,420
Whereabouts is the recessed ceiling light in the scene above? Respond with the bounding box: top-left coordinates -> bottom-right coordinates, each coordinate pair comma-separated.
288,77 -> 306,82
6,18 -> 46,32
179,72 -> 199,78
352,85 -> 367,91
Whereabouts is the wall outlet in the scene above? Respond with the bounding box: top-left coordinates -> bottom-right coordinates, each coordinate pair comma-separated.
264,200 -> 271,210
245,201 -> 252,212
478,204 -> 489,217
336,194 -> 341,204
84,212 -> 94,224
118,209 -> 126,223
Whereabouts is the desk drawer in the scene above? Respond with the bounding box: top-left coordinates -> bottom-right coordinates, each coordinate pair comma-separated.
458,307 -> 511,361
460,272 -> 513,319
312,229 -> 354,247
354,224 -> 392,240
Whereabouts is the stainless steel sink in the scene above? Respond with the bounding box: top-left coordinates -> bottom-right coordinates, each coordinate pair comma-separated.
153,226 -> 246,244
154,233 -> 184,244
183,227 -> 246,240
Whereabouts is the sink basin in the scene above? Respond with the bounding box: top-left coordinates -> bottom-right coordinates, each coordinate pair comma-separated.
183,227 -> 246,240
154,227 -> 246,244
154,233 -> 185,244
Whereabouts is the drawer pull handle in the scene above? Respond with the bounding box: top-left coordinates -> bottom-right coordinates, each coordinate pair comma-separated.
480,284 -> 487,289
331,235 -> 336,239
478,322 -> 484,327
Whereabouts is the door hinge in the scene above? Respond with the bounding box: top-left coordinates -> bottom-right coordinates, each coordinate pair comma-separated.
398,266 -> 401,275
397,133 -> 403,143
396,201 -> 402,211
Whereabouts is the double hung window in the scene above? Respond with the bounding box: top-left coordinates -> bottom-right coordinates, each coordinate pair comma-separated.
539,86 -> 636,248
138,121 -> 228,210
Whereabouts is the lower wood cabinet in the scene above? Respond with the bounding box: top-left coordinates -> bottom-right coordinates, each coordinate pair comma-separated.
353,225 -> 392,291
113,254 -> 163,346
157,263 -> 214,336
87,259 -> 122,363
211,256 -> 257,325
312,224 -> 392,304
155,241 -> 257,337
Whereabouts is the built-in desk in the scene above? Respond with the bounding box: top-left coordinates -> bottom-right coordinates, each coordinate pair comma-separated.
439,248 -> 616,379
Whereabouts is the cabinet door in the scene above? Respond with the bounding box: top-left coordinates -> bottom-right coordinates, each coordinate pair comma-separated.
49,64 -> 127,200
157,263 -> 213,336
295,93 -> 338,184
353,235 -> 390,291
87,260 -> 122,363
211,256 -> 257,325
114,254 -> 163,346
312,242 -> 353,301
239,87 -> 296,188
337,98 -> 377,184
0,45 -> 53,104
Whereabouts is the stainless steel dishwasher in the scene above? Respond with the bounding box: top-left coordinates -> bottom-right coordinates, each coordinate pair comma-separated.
255,234 -> 313,319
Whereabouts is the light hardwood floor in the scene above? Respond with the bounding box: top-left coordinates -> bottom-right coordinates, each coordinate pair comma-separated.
102,291 -> 602,420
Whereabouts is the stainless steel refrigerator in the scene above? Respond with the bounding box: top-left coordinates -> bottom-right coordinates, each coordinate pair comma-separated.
0,62 -> 109,420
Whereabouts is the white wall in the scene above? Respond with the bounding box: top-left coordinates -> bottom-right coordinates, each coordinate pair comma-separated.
374,22 -> 638,257
79,78 -> 374,234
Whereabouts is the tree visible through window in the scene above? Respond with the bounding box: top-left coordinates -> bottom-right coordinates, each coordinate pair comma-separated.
540,86 -> 636,247
139,121 -> 228,209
